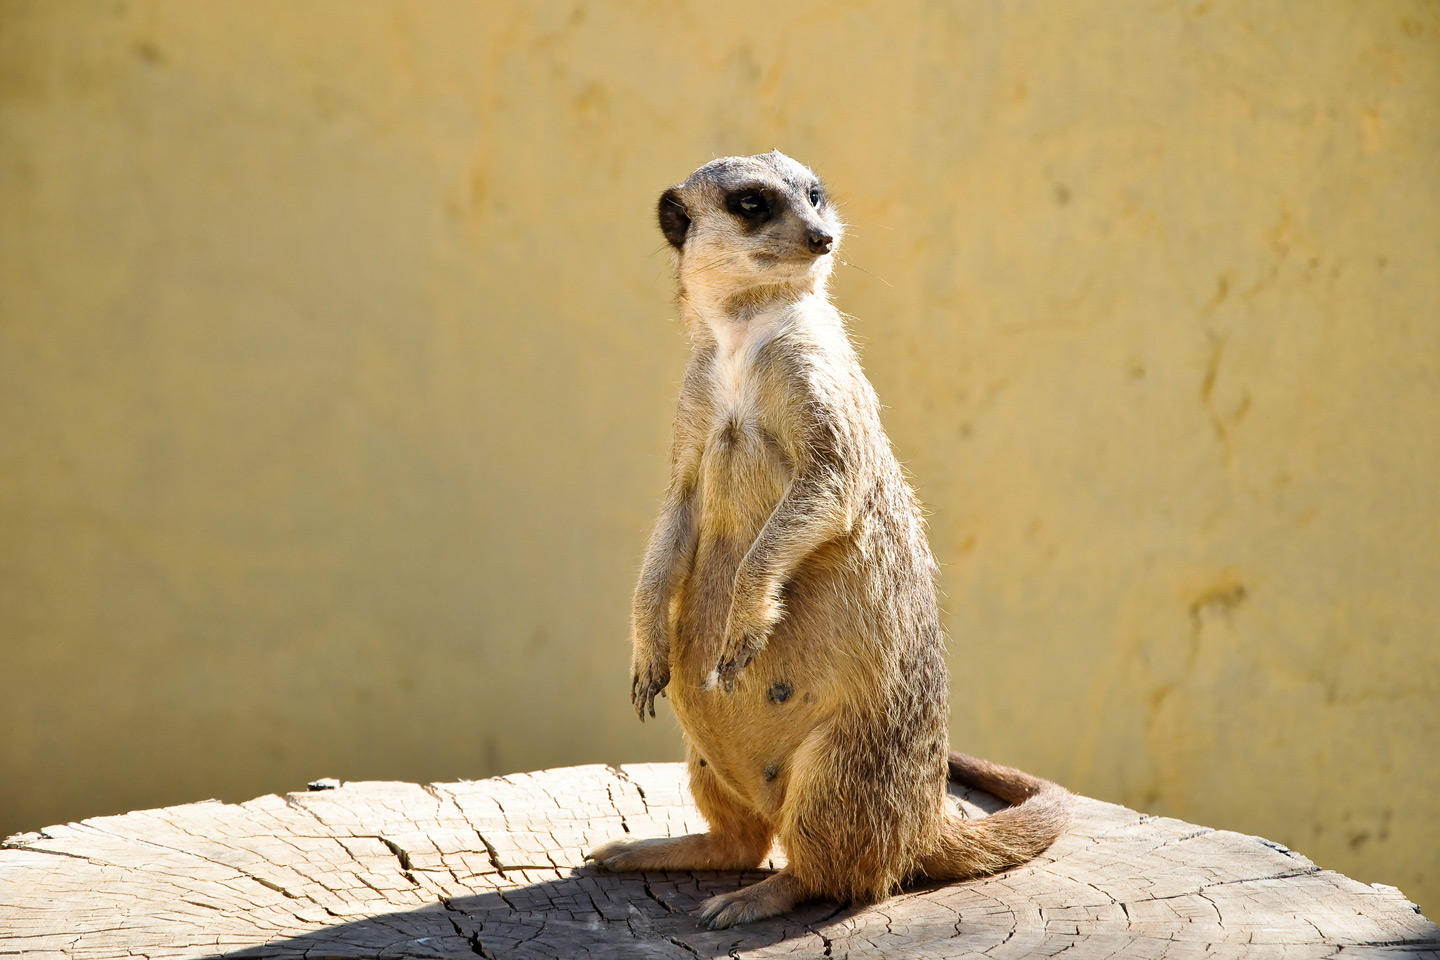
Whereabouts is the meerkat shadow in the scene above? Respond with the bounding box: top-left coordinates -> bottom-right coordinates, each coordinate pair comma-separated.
194,869 -> 865,959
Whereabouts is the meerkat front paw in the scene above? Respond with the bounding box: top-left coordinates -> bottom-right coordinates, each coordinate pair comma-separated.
630,653 -> 670,720
711,626 -> 766,693
711,589 -> 781,692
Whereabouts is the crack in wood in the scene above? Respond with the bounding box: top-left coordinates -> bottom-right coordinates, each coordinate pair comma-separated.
661,932 -> 702,957
371,836 -> 421,887
474,830 -> 508,880
608,765 -> 650,815
280,795 -> 332,828
0,843 -> 95,862
80,820 -> 318,904
603,783 -> 632,834
641,876 -> 684,915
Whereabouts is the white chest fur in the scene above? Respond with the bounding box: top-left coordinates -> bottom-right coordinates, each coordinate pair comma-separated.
712,337 -> 754,416
706,307 -> 787,420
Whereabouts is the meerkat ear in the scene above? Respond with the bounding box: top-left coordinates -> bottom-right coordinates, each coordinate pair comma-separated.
657,188 -> 691,249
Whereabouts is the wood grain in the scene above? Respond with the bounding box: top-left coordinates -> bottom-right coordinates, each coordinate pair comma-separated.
2,763 -> 1435,958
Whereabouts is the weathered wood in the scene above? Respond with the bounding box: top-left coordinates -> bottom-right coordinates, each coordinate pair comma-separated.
2,763 -> 1435,959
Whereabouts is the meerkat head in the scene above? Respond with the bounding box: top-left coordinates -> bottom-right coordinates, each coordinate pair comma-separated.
658,151 -> 844,313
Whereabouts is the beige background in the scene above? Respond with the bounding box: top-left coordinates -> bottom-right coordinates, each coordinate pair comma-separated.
2,0 -> 1437,916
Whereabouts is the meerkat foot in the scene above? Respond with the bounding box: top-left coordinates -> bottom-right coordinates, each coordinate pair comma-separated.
696,871 -> 810,929
585,832 -> 763,873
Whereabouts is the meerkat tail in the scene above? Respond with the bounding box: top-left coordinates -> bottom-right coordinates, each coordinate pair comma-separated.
946,751 -> 1062,804
918,751 -> 1075,881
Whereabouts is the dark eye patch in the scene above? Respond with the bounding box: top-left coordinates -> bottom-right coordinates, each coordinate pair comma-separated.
725,189 -> 772,222
808,184 -> 823,207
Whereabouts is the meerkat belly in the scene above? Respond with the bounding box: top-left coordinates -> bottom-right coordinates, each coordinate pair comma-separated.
671,418 -> 854,815
672,553 -> 854,816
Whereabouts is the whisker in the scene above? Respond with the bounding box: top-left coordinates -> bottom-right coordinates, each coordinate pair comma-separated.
837,257 -> 892,288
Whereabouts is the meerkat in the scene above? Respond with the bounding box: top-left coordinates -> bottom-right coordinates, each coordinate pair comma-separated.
586,151 -> 1073,929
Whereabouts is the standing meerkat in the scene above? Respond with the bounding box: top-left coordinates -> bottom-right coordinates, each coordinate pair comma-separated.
587,151 -> 1073,929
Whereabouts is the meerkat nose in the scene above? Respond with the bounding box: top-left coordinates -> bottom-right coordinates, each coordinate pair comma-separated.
806,229 -> 834,255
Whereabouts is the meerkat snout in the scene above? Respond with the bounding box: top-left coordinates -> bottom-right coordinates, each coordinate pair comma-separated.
806,228 -> 833,255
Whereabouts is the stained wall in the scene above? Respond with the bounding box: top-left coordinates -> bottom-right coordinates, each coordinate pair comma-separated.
2,1 -> 1436,914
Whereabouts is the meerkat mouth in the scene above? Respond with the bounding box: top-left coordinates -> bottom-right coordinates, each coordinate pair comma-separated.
748,251 -> 829,275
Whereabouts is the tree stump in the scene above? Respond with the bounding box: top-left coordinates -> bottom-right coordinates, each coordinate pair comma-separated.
2,763 -> 1435,959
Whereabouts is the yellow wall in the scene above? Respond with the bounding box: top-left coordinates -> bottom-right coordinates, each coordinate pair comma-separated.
2,0 -> 1437,915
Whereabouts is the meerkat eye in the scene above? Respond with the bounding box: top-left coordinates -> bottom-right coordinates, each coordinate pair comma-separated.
808,185 -> 822,207
727,191 -> 770,220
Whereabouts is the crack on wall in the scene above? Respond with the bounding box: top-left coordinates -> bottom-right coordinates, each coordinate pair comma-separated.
1141,578 -> 1251,806
1199,329 -> 1227,449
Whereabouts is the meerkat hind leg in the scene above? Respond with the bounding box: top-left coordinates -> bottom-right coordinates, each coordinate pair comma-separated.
590,759 -> 773,871
586,829 -> 767,873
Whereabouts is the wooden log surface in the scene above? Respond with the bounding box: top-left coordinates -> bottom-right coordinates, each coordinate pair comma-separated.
2,762 -> 1436,959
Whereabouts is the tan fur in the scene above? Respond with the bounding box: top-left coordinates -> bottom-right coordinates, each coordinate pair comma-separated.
587,152 -> 1073,929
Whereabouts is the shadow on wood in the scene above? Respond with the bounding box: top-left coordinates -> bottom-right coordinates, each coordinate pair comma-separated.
3,763 -> 1437,958
214,871 -> 868,959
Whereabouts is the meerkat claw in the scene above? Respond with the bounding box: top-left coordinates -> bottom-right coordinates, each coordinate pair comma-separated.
630,665 -> 669,720
715,647 -> 755,692
716,659 -> 738,693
